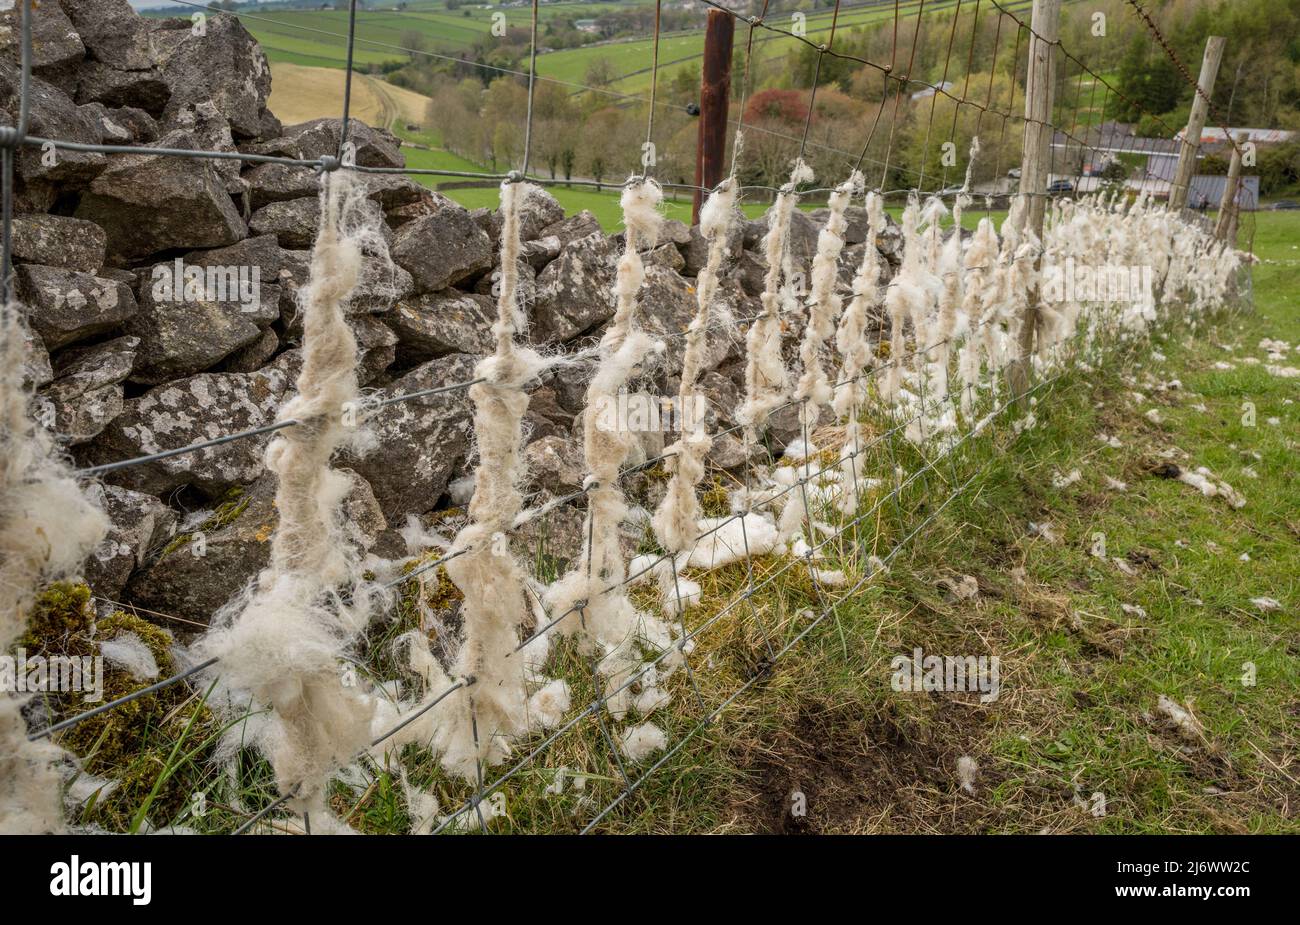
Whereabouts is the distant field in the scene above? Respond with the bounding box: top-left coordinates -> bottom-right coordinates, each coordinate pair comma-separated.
268,63 -> 431,127
172,0 -> 1037,101
187,1 -> 632,71
536,0 -> 1007,97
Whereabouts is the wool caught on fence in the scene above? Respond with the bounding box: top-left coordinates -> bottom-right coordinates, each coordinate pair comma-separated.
547,178 -> 676,722
196,171 -> 391,832
739,159 -> 814,436
882,199 -> 927,406
419,179 -> 570,778
832,192 -> 887,516
0,304 -> 109,834
651,177 -> 738,613
780,170 -> 863,550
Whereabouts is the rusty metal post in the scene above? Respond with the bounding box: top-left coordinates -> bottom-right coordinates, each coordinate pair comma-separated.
692,9 -> 734,225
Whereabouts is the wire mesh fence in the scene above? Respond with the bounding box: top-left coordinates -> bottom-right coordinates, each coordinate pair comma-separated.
0,0 -> 1255,835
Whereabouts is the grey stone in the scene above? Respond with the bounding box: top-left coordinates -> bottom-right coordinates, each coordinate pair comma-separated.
37,382 -> 123,445
637,265 -> 739,378
517,185 -> 565,241
47,335 -> 139,400
524,434 -> 584,494
150,13 -> 271,139
83,364 -> 293,497
1,4 -> 84,92
277,249 -> 411,335
75,60 -> 170,115
74,130 -> 247,264
391,208 -> 493,294
472,258 -> 536,311
168,100 -> 242,194
124,470 -> 386,622
247,118 -> 403,168
387,289 -> 496,360
60,0 -> 156,71
682,209 -> 745,276
530,231 -> 616,343
83,484 -> 178,601
15,265 -> 137,349
340,353 -> 476,520
22,329 -> 53,390
128,236 -> 281,383
215,326 -> 279,374
349,314 -> 397,385
79,102 -> 160,145
645,242 -> 685,272
540,210 -> 602,249
249,197 -> 321,250
9,214 -> 106,273
0,63 -> 105,195
520,235 -> 561,268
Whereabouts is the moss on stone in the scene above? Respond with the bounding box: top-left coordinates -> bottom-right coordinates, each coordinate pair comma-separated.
21,583 -> 217,830
160,487 -> 249,558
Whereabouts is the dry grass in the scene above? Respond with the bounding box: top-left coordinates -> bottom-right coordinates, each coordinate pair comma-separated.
267,63 -> 430,131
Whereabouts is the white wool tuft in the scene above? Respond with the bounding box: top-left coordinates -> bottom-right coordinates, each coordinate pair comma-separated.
546,178 -> 674,723
956,755 -> 979,794
1156,694 -> 1203,740
684,513 -> 781,570
528,678 -> 572,730
197,172 -> 394,824
740,161 -> 813,431
652,178 -> 737,575
1051,469 -> 1082,489
795,171 -> 863,424
0,302 -> 109,834
423,179 -> 567,779
99,633 -> 160,681
619,722 -> 667,761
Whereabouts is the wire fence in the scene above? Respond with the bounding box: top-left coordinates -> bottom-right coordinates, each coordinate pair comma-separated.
0,0 -> 1255,835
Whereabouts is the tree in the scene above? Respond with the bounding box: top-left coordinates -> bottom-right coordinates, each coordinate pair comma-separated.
400,30 -> 429,64
584,58 -> 616,89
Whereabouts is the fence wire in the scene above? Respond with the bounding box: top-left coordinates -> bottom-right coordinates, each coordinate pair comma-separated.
0,0 -> 1254,835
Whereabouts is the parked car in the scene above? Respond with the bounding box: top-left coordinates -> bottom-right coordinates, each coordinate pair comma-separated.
1047,179 -> 1075,195
1272,199 -> 1300,210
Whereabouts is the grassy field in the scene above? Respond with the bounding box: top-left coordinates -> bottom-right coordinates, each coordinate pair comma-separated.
195,1 -> 633,70
535,0 -> 1032,97
267,62 -> 432,128
185,0 -> 1036,99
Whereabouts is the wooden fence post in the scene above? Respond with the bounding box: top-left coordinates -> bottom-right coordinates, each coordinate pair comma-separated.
1213,132 -> 1246,244
1170,36 -> 1226,213
693,9 -> 734,225
1009,0 -> 1061,402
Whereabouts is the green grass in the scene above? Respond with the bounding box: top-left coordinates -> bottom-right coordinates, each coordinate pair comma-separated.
538,0 -> 1037,97
179,0 -> 1033,96
182,2 -> 634,71
643,210 -> 1298,834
